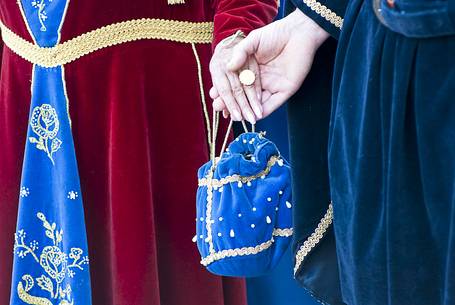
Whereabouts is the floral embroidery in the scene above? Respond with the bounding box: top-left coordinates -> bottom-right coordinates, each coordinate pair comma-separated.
67,191 -> 78,200
20,187 -> 30,198
31,0 -> 52,32
14,212 -> 89,305
29,104 -> 62,165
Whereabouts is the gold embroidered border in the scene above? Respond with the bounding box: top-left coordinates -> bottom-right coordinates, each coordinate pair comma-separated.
198,156 -> 280,188
293,204 -> 333,276
302,0 -> 343,29
0,18 -> 214,68
200,228 -> 293,266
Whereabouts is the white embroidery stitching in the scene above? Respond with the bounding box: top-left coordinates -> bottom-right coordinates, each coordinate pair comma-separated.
14,213 -> 89,304
29,104 -> 62,165
31,0 -> 52,32
20,187 -> 30,198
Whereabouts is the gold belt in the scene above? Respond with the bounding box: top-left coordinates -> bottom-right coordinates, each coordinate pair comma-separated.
0,18 -> 214,68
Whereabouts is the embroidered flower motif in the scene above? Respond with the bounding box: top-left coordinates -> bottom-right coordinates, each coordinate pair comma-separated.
29,104 -> 62,165
67,191 -> 78,200
14,212 -> 89,304
31,0 -> 53,31
20,187 -> 30,198
40,246 -> 67,283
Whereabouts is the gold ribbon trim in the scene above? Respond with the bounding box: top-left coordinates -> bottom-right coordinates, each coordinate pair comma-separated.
0,18 -> 214,68
293,203 -> 333,276
302,0 -> 343,29
198,156 -> 281,188
200,228 -> 293,266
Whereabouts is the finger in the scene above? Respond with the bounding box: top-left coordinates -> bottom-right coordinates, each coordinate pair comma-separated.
242,57 -> 262,119
223,109 -> 229,119
262,90 -> 272,103
209,87 -> 219,99
213,97 -> 225,112
212,73 -> 242,121
227,72 -> 256,124
259,66 -> 283,93
228,30 -> 260,72
261,92 -> 290,118
250,57 -> 262,103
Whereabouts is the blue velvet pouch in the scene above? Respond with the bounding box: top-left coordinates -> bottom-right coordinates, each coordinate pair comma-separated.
196,132 -> 293,277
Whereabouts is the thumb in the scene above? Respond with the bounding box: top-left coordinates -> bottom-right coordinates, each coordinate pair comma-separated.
227,31 -> 259,71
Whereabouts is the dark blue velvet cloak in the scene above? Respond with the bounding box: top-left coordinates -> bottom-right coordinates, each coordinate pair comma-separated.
287,0 -> 455,304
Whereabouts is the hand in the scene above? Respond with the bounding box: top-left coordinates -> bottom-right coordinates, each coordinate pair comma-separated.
227,9 -> 330,118
209,32 -> 263,123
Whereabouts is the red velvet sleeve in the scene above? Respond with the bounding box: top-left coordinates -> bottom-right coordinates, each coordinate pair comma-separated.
212,0 -> 278,47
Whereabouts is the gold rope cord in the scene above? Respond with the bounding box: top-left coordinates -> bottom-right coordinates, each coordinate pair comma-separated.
191,43 -> 213,153
293,204 -> 333,276
0,18 -> 214,68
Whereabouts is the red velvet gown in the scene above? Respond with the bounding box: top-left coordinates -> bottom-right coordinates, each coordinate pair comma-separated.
0,1 -> 277,305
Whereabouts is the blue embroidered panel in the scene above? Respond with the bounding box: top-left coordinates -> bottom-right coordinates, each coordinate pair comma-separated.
10,2 -> 92,305
19,0 -> 69,47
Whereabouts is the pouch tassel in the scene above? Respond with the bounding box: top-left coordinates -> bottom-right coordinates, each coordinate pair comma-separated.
168,0 -> 185,4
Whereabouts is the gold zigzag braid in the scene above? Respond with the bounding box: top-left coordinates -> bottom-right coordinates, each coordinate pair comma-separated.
198,156 -> 281,188
0,18 -> 214,68
293,204 -> 334,276
302,0 -> 343,29
200,228 -> 293,266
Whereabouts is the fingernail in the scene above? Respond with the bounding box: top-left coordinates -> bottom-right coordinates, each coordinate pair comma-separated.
253,106 -> 262,119
247,113 -> 256,124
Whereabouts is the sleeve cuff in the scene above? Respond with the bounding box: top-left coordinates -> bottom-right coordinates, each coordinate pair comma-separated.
290,0 -> 345,39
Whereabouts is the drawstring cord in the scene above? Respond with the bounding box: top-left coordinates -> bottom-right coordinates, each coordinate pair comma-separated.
191,42 -> 256,165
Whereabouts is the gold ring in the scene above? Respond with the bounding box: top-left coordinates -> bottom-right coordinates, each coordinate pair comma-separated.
239,69 -> 256,86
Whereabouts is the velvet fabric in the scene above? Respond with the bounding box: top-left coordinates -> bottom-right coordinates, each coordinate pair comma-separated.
196,132 -> 293,277
330,1 -> 455,303
9,3 -> 93,305
0,1 -> 277,305
286,30 -> 343,304
245,106 -> 321,305
289,0 -> 455,304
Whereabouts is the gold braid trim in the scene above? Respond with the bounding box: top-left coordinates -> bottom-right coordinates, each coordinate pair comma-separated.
302,0 -> 343,29
0,18 -> 213,68
201,228 -> 293,266
198,156 -> 280,188
205,166 -> 216,254
294,204 -> 333,276
168,0 -> 185,4
273,228 -> 293,237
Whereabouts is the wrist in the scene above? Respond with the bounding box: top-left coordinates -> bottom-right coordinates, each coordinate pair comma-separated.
287,9 -> 330,47
215,30 -> 245,52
